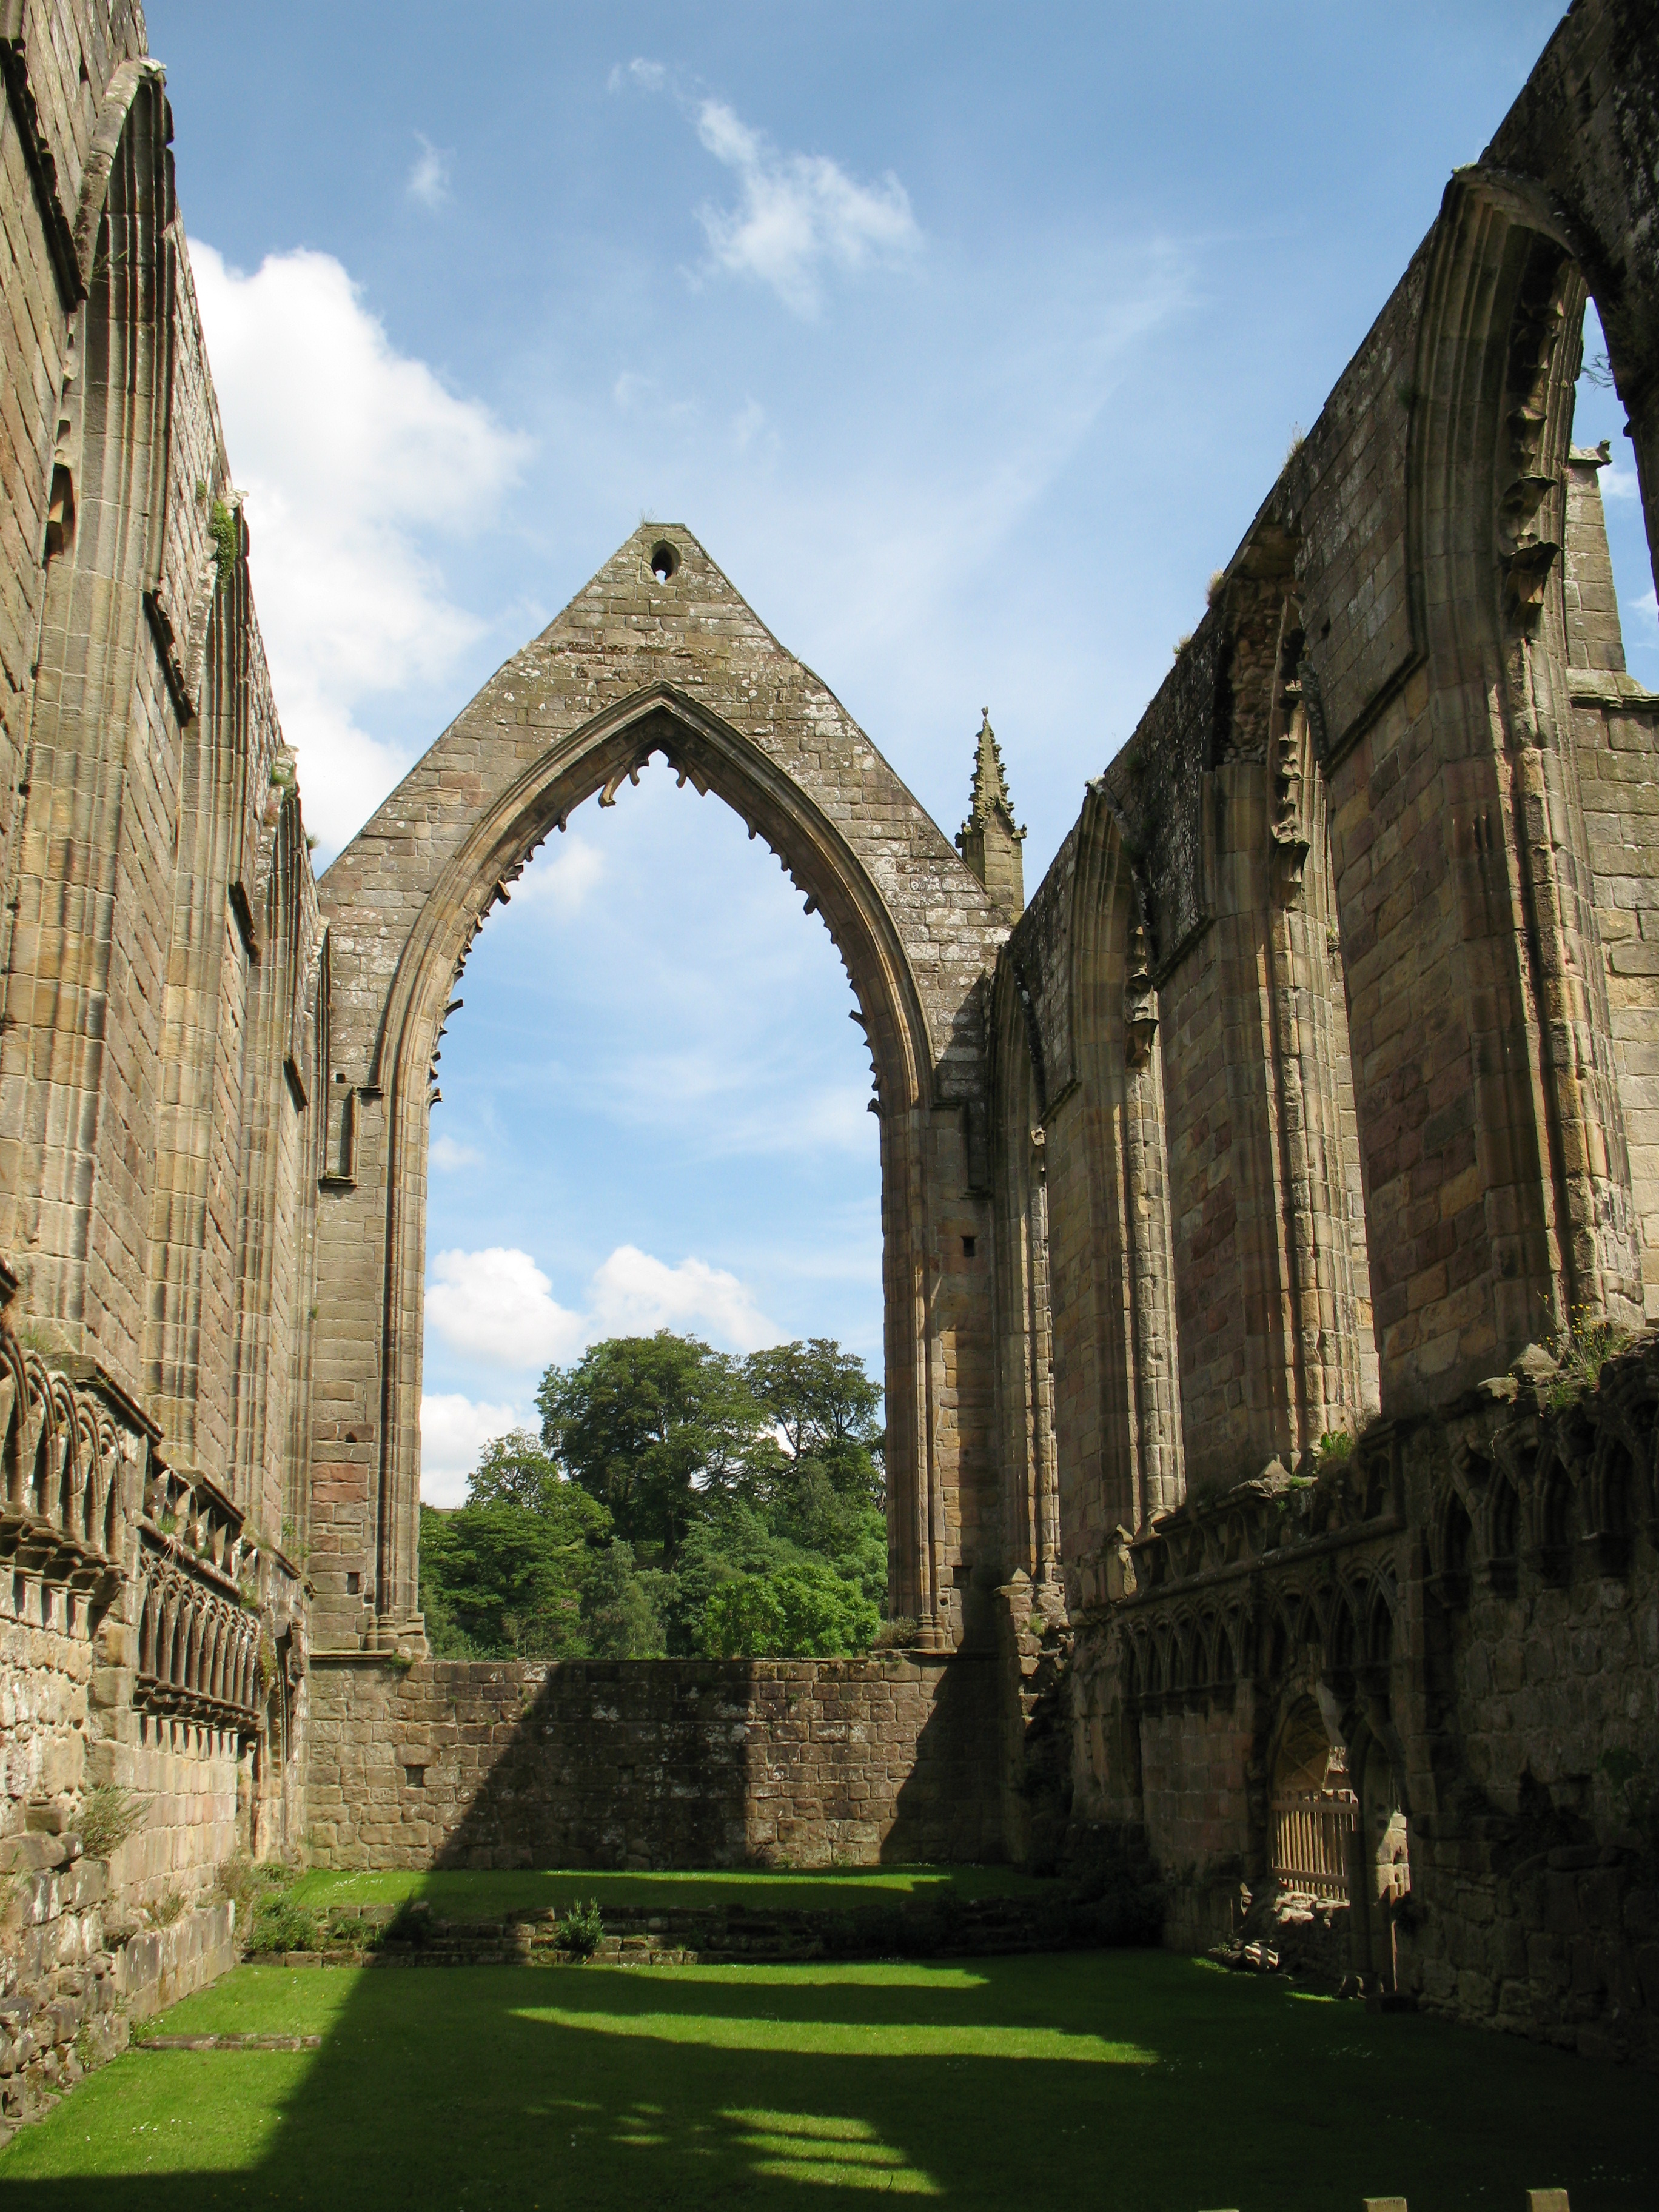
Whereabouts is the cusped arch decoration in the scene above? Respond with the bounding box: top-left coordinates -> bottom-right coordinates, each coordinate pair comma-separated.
316,526 -> 1009,1652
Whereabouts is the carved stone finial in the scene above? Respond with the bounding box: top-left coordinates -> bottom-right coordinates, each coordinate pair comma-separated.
956,710 -> 1027,919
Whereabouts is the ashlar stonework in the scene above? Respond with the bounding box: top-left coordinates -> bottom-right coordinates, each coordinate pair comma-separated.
0,0 -> 1657,2102
313,526 -> 1011,1660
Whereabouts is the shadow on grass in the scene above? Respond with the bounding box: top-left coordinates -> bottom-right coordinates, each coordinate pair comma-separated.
2,1912 -> 1657,2209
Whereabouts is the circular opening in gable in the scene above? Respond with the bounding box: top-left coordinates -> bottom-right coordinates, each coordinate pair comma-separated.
650,540 -> 679,583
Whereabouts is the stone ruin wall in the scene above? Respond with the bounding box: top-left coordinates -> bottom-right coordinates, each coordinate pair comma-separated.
1070,1352 -> 1659,2067
0,0 -> 318,2116
309,1654 -> 1002,1872
0,0 -> 1656,2111
989,0 -> 1659,2063
308,525 -> 1011,1661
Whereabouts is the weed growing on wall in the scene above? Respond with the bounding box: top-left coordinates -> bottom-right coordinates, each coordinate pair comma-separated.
209,498 -> 238,589
554,1898 -> 605,1960
871,1617 -> 922,1650
243,1893 -> 322,1957
1545,1309 -> 1631,1411
78,1785 -> 146,1859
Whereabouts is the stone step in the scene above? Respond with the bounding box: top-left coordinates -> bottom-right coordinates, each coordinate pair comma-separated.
279,1889 -> 1121,1969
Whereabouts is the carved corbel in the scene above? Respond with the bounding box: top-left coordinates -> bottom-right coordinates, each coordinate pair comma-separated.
1500,538 -> 1560,632
1493,247 -> 1574,649
600,749 -> 655,806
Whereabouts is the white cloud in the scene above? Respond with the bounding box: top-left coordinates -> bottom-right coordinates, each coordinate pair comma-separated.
426,1247 -> 586,1370
731,398 -> 776,458
692,98 -> 920,317
608,57 -> 666,94
603,1048 -> 874,1156
511,833 -> 606,917
189,243 -> 529,854
1601,464 -> 1639,503
419,1392 -> 529,1506
429,1133 -> 481,1171
407,133 -> 452,210
426,1240 -> 784,1378
588,1245 -> 784,1351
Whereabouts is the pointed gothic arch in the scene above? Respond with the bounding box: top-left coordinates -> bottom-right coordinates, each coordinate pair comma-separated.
1067,788 -> 1184,1535
313,526 -> 1008,1652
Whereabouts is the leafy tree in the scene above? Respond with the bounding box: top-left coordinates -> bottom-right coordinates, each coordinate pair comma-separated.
418,1483 -> 608,1658
420,1330 -> 893,1660
665,1487 -> 885,1657
578,1539 -> 671,1658
767,1464 -> 887,1612
536,1332 -> 778,1561
743,1338 -> 885,1508
668,1495 -> 790,1652
702,1560 -> 879,1658
700,1574 -> 785,1659
464,1429 -> 569,1515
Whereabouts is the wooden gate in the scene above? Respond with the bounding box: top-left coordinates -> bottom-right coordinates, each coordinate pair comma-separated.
1270,1793 -> 1358,1899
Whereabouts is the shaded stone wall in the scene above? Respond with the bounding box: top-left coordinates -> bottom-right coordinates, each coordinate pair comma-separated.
1060,1337 -> 1659,2062
1136,1696 -> 1256,1883
985,0 -> 1659,2062
0,1813 -> 236,2132
0,1 -> 317,2044
307,1654 -> 1002,1872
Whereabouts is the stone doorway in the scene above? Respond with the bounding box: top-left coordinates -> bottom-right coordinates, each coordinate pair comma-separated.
1268,1695 -> 1358,1901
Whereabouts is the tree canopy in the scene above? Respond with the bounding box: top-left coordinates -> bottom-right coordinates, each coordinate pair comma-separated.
745,1337 -> 883,1470
535,1332 -> 777,1562
420,1333 -> 888,1661
418,1435 -> 611,1658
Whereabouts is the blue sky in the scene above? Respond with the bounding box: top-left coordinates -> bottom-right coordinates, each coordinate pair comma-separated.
145,2 -> 1657,1501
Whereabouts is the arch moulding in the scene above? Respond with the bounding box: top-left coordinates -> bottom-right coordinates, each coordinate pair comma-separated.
312,525 -> 1009,1654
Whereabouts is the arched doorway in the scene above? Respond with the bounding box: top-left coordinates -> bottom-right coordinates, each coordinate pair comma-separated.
312,526 -> 1008,1654
1267,1693 -> 1357,1902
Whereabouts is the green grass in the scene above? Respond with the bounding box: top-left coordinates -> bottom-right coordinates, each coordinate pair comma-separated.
3,1950 -> 1653,2210
289,1860 -> 1047,1921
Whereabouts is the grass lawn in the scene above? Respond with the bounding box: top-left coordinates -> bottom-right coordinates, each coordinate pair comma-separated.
2,1949 -> 1652,2211
289,1860 -> 1048,1922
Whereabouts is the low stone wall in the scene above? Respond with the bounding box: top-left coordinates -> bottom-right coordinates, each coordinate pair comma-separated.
0,1824 -> 235,2142
115,1900 -> 237,2023
101,1715 -> 243,1914
306,1653 -> 1002,1869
